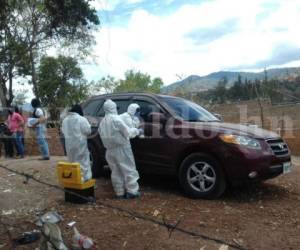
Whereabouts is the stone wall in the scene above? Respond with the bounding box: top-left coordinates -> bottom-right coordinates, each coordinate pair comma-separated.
24,127 -> 64,156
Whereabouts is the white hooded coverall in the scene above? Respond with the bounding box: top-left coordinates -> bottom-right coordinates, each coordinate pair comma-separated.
99,100 -> 140,196
62,112 -> 92,182
120,103 -> 141,129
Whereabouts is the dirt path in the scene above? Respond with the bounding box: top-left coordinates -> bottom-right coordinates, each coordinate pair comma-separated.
0,156 -> 299,249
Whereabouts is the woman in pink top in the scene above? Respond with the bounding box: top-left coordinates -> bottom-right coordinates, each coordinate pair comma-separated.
8,108 -> 25,158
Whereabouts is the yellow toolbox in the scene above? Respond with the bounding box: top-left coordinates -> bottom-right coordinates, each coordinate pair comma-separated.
57,161 -> 96,204
57,161 -> 82,187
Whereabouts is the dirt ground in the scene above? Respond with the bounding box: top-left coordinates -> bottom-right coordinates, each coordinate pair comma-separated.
0,156 -> 300,250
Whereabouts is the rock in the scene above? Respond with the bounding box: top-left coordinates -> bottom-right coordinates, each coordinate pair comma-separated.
153,210 -> 160,217
2,209 -> 15,215
218,245 -> 229,250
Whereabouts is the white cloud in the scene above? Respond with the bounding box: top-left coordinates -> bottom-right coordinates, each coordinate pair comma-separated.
90,0 -> 144,11
87,0 -> 300,85
89,0 -> 121,11
127,0 -> 144,4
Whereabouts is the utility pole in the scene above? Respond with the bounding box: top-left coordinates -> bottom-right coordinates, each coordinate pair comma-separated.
253,80 -> 264,128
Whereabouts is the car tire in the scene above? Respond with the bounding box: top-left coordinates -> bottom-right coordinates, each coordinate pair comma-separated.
88,142 -> 103,178
179,153 -> 226,199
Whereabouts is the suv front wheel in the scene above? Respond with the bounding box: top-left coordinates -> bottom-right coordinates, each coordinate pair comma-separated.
179,153 -> 226,199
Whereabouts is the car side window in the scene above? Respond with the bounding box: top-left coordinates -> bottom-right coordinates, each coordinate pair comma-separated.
83,99 -> 103,116
97,104 -> 105,117
97,99 -> 130,117
114,99 -> 131,114
134,100 -> 162,121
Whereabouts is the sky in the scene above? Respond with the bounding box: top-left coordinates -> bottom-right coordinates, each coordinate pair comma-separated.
85,0 -> 300,85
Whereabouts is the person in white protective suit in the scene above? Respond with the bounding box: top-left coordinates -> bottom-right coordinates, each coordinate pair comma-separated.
99,99 -> 141,199
120,103 -> 141,129
62,104 -> 92,182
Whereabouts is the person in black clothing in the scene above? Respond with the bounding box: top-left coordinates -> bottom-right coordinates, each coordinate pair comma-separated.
0,122 -> 14,158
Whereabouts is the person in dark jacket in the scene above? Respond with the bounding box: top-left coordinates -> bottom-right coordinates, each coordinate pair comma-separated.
0,121 -> 14,158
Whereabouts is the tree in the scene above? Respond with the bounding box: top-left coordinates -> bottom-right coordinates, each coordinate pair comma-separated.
295,86 -> 300,100
228,74 -> 243,101
12,89 -> 28,106
90,75 -> 119,94
0,1 -> 30,107
0,0 -> 100,106
18,0 -> 100,97
37,55 -> 88,120
115,70 -> 163,93
214,76 -> 228,104
150,77 -> 164,93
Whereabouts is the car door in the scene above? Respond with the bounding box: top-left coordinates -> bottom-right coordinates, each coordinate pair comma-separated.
130,97 -> 175,174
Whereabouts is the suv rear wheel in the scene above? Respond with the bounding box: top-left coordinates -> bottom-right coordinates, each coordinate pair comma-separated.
179,153 -> 226,199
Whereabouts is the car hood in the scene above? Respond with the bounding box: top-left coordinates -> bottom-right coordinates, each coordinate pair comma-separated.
188,122 -> 279,140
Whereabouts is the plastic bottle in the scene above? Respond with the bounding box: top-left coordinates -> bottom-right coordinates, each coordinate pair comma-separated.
72,227 -> 94,249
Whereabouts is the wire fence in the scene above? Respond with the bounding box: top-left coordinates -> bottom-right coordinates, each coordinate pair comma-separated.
0,162 -> 246,250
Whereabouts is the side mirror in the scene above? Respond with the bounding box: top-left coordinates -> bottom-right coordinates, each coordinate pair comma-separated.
213,113 -> 223,121
147,112 -> 167,124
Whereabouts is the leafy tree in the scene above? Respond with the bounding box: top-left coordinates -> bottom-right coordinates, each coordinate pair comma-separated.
12,89 -> 28,106
150,77 -> 164,93
115,70 -> 163,93
37,55 -> 88,120
214,76 -> 228,104
261,79 -> 283,103
228,74 -> 243,101
0,0 -> 100,105
90,75 -> 119,94
295,86 -> 300,99
19,0 -> 99,97
0,1 -> 30,107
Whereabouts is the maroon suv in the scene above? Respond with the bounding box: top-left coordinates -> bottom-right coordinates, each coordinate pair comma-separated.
82,93 -> 292,199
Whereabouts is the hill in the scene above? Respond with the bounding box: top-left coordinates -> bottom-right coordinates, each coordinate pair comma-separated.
161,67 -> 300,94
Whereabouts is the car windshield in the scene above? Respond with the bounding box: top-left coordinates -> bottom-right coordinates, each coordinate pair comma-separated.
161,96 -> 219,122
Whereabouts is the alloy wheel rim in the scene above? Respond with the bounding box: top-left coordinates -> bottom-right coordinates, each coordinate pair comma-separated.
187,161 -> 216,192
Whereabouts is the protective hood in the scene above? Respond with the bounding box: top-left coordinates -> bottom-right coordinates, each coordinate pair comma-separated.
127,103 -> 140,116
103,99 -> 118,115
